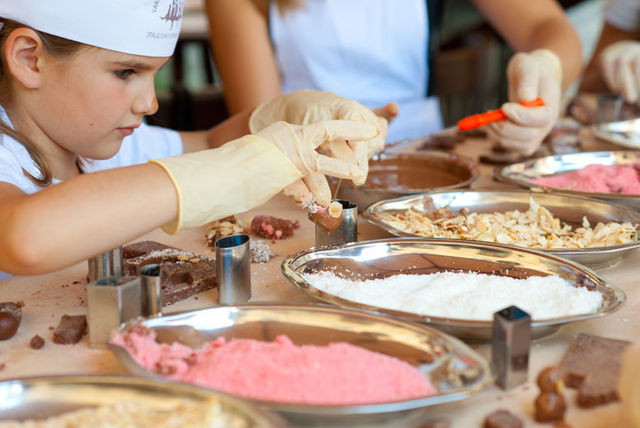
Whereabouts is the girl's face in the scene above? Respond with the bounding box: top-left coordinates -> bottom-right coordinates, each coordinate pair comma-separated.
35,47 -> 169,160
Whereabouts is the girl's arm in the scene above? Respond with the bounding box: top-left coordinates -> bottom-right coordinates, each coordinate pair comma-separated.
472,0 -> 582,90
0,163 -> 177,274
206,0 -> 281,115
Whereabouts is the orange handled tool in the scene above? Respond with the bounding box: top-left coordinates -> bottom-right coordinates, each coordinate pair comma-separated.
457,97 -> 545,131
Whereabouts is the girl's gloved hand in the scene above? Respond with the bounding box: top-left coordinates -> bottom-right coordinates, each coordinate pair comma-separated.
600,40 -> 640,105
486,49 -> 562,156
249,89 -> 388,184
151,119 -> 378,234
256,120 -> 379,206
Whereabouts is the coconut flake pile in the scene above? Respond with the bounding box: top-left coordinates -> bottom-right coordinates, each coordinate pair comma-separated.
303,271 -> 602,321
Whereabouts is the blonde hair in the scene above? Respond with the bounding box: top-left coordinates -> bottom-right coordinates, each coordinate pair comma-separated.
0,19 -> 84,186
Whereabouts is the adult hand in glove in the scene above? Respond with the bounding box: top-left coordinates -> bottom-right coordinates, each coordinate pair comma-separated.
249,89 -> 390,185
485,49 -> 562,156
600,40 -> 640,105
151,119 -> 378,234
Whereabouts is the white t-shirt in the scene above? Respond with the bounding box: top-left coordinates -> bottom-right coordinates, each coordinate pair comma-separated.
0,106 -> 183,280
605,0 -> 640,32
269,0 -> 443,142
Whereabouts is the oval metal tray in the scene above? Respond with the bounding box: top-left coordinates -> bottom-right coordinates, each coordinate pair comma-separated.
494,150 -> 640,210
109,304 -> 492,427
333,150 -> 479,212
363,189 -> 640,269
281,239 -> 625,341
0,375 -> 284,426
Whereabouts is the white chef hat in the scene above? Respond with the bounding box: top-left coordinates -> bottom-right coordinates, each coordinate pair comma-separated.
0,0 -> 184,57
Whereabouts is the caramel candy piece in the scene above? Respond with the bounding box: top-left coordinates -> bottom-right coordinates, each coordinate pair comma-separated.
483,409 -> 523,428
53,315 -> 87,344
535,391 -> 567,423
0,302 -> 22,340
537,366 -> 564,393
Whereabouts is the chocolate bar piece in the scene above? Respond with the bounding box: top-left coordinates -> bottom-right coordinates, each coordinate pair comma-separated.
122,241 -> 217,305
483,410 -> 523,428
0,302 -> 22,341
53,315 -> 87,344
558,333 -> 631,408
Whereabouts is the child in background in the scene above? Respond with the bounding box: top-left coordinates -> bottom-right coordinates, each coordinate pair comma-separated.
207,0 -> 583,155
0,1 -> 385,279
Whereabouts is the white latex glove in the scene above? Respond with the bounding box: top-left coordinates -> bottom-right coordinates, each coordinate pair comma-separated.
600,40 -> 640,105
151,119 -> 378,234
249,89 -> 389,185
486,49 -> 562,156
618,344 -> 640,427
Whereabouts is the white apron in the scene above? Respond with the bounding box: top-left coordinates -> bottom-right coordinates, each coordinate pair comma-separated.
269,0 -> 443,142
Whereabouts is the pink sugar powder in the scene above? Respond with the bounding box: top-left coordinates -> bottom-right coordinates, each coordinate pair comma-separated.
531,163 -> 640,194
111,328 -> 436,405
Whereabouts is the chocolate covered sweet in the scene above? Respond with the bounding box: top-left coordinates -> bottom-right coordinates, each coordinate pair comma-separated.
29,334 -> 45,349
251,215 -> 300,240
0,302 -> 22,340
558,333 -> 631,408
122,241 -> 217,305
53,314 -> 87,344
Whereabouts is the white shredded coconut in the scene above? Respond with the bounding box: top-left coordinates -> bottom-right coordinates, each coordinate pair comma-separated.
302,271 -> 603,321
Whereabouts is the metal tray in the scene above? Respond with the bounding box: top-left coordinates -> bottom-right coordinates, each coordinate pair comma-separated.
494,151 -> 640,210
333,151 -> 479,212
591,118 -> 640,149
363,189 -> 640,269
109,304 -> 492,427
281,239 -> 625,341
0,375 -> 284,426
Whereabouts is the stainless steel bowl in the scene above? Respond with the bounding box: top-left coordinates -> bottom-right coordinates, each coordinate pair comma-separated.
495,151 -> 640,210
363,189 -> 640,269
591,118 -> 640,149
333,151 -> 479,212
281,239 -> 625,341
109,304 -> 492,427
0,375 -> 285,426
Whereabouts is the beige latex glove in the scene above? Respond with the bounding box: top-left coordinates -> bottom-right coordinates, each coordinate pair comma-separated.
151,119 -> 378,234
249,89 -> 389,185
486,49 -> 562,156
600,40 -> 640,105
618,344 -> 640,427
256,120 -> 379,206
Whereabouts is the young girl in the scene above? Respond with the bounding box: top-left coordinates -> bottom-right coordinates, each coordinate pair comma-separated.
0,1 -> 384,279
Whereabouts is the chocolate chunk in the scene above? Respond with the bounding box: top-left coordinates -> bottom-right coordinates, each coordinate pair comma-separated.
558,333 -> 631,408
29,334 -> 45,349
122,241 -> 217,305
0,302 -> 22,340
251,215 -> 299,240
53,315 -> 87,344
483,409 -> 523,428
